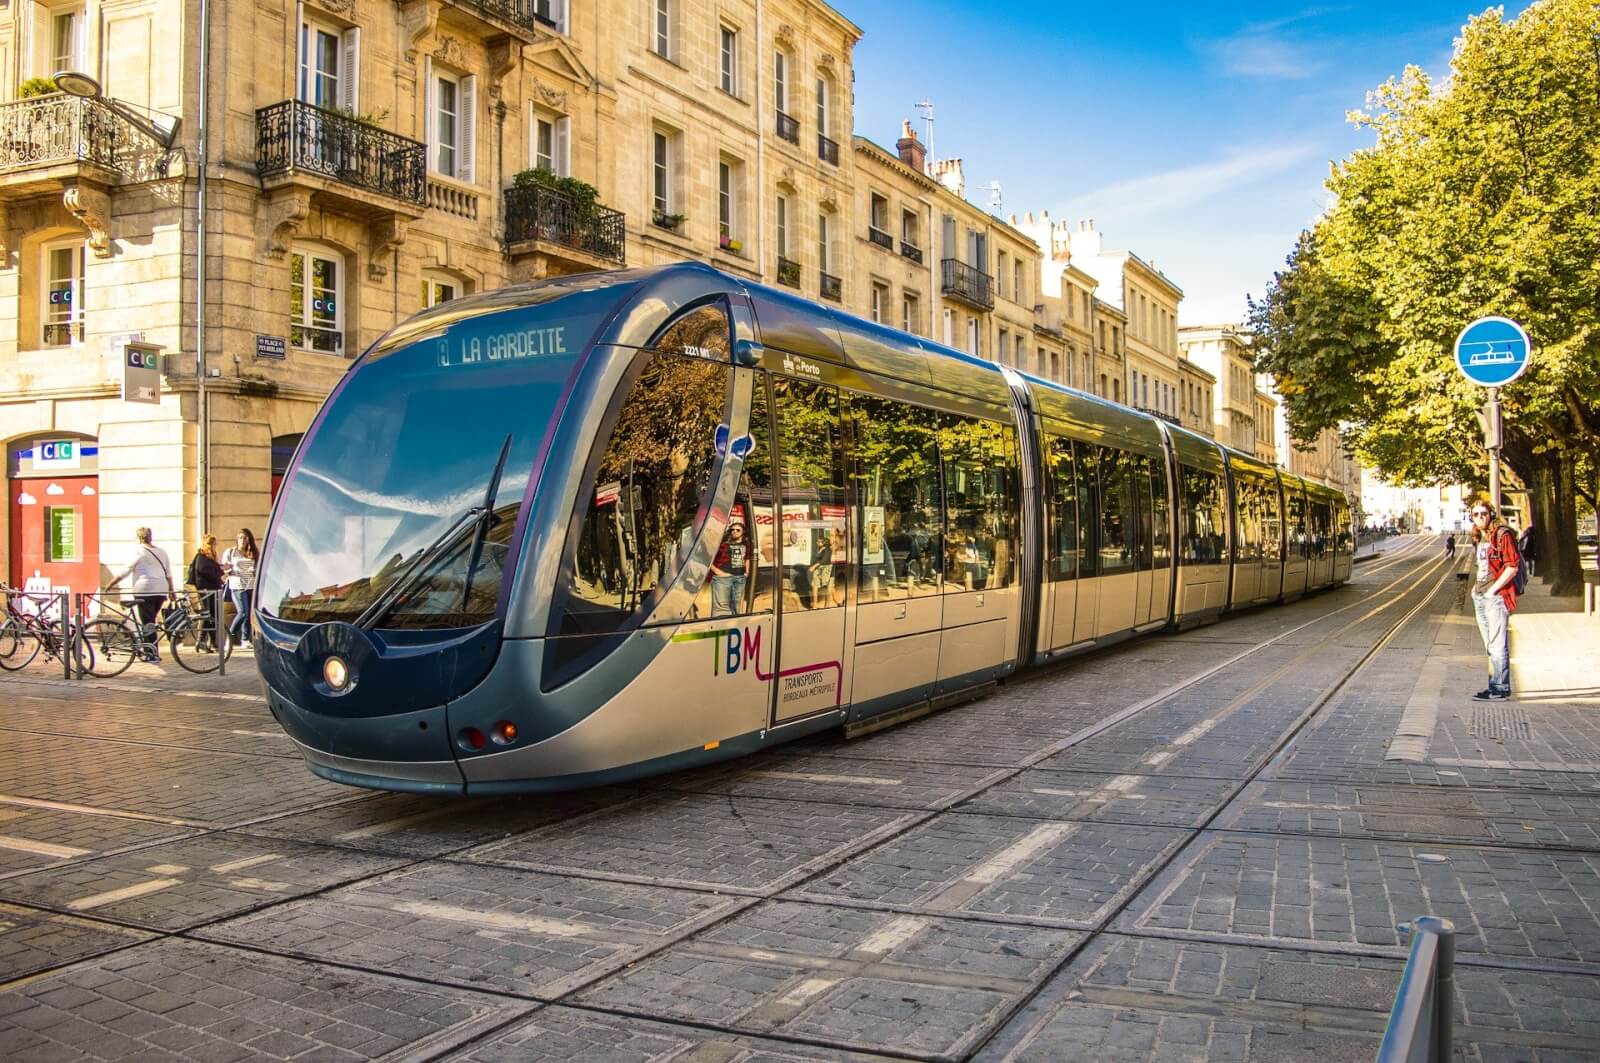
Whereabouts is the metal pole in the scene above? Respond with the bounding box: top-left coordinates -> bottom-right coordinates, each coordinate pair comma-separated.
217,590 -> 227,677
1487,387 -> 1501,512
195,0 -> 213,540
1431,916 -> 1456,1063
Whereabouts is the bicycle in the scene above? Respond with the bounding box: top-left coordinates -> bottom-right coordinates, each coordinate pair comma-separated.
78,589 -> 231,677
0,586 -> 94,674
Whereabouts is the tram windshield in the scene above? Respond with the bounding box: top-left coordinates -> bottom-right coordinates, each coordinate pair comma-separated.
259,285 -> 622,628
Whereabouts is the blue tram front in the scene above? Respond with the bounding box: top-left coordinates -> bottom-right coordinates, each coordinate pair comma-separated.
256,262 -> 1353,795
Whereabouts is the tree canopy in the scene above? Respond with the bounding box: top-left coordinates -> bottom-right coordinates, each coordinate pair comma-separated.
1249,0 -> 1600,592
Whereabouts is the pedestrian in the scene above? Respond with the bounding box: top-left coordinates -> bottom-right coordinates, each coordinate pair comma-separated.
708,521 -> 751,617
223,528 -> 259,647
1444,532 -> 1456,560
1468,501 -> 1521,702
187,533 -> 225,653
107,527 -> 173,663
1517,522 -> 1537,579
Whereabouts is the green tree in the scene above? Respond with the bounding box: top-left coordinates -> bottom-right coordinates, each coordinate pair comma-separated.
1251,0 -> 1600,594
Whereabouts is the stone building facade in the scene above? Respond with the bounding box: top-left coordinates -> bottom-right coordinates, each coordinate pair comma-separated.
1176,355 -> 1214,438
1180,324 -> 1256,455
1252,387 -> 1277,465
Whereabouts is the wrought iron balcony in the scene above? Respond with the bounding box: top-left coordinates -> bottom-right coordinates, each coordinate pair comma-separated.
867,226 -> 893,251
817,133 -> 839,165
820,271 -> 842,302
0,94 -> 153,182
775,111 -> 800,145
440,0 -> 546,39
256,100 -> 426,206
941,258 -> 994,311
504,181 -> 626,265
900,241 -> 924,264
777,256 -> 801,288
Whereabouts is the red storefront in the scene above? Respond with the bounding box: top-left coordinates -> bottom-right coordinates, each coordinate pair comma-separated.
6,435 -> 100,597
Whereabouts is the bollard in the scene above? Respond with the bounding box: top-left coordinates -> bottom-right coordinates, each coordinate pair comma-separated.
217,590 -> 228,677
1379,915 -> 1456,1063
58,591 -> 71,680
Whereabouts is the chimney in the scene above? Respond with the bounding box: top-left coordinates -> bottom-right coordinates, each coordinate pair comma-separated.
933,157 -> 965,198
896,120 -> 925,172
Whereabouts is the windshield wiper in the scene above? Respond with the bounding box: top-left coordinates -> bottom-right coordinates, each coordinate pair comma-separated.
352,434 -> 514,631
459,433 -> 514,611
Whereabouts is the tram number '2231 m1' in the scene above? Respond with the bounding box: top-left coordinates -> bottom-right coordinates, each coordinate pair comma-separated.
255,262 -> 1352,795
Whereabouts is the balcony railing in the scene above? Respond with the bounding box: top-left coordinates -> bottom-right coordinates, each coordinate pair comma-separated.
867,226 -> 893,251
820,271 -> 842,302
775,111 -> 800,145
257,100 -> 426,206
452,0 -> 545,35
777,256 -> 801,288
941,258 -> 994,310
900,240 -> 924,264
504,181 -> 626,264
0,94 -> 150,179
817,133 -> 839,165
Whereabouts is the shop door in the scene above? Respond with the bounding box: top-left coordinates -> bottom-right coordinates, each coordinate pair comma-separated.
771,376 -> 849,725
9,473 -> 100,598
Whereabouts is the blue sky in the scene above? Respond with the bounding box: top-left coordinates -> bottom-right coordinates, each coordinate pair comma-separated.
847,1 -> 1534,324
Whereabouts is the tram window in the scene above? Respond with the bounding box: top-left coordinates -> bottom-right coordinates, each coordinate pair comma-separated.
648,301 -> 733,361
1135,456 -> 1155,571
1233,477 -> 1262,561
1286,490 -> 1307,559
775,377 -> 848,610
693,372 -> 775,620
1077,444 -> 1101,577
1179,465 -> 1226,564
1047,436 -> 1078,581
557,350 -> 731,636
848,394 -> 942,602
941,415 -> 1018,592
1335,501 -> 1352,553
1098,447 -> 1136,576
1262,482 -> 1284,561
1149,458 -> 1171,570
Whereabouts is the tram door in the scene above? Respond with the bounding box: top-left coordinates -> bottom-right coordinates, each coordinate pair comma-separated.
770,376 -> 849,725
1133,456 -> 1154,627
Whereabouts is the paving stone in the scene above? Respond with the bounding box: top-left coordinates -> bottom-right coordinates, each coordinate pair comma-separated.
0,804 -> 200,878
654,751 -> 1004,811
0,694 -> 299,760
236,786 -> 638,857
0,833 -> 404,931
0,902 -> 152,982
0,938 -> 528,1061
1123,830 -> 1600,966
459,791 -> 914,893
441,1004 -> 899,1061
199,859 -> 745,998
578,900 -> 1080,1058
960,769 -> 1234,827
792,813 -> 1189,927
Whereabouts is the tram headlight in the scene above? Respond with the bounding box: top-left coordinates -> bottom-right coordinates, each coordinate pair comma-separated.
323,655 -> 351,692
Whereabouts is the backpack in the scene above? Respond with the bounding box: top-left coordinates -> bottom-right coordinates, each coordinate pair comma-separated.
1495,528 -> 1528,596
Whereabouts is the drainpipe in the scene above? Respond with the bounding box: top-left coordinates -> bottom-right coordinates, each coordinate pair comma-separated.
754,0 -> 765,276
195,0 -> 213,538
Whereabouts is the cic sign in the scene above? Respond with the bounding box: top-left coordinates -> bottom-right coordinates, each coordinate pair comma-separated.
122,342 -> 163,405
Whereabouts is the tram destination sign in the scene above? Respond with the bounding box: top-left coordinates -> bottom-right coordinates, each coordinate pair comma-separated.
1453,316 -> 1530,388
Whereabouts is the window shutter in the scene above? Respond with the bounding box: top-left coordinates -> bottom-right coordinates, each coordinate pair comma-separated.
423,56 -> 436,171
340,27 -> 361,111
555,116 -> 570,177
460,75 -> 477,182
552,0 -> 567,33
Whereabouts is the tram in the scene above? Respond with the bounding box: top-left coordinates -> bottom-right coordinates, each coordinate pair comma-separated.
255,262 -> 1353,794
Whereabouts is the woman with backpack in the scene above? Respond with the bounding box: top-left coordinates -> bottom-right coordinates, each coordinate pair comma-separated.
1468,501 -> 1522,702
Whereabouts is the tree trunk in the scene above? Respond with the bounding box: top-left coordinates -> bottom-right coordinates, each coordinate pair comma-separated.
1537,450 -> 1584,598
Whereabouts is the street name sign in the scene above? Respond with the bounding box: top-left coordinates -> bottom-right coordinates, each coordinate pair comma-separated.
1453,316 -> 1530,387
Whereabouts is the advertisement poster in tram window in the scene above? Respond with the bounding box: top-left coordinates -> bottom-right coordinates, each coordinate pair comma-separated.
862,506 -> 886,565
821,504 -> 848,562
780,505 -> 813,566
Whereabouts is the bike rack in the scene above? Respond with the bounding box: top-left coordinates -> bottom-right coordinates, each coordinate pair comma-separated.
1378,916 -> 1456,1063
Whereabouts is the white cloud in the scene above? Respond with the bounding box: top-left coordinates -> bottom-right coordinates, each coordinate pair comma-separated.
45,483 -> 64,495
17,491 -> 36,505
1059,142 -> 1322,223
81,486 -> 96,496
1200,12 -> 1333,80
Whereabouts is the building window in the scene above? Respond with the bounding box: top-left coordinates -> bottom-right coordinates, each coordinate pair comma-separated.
998,328 -> 1009,364
531,112 -> 570,176
1050,350 -> 1059,381
817,213 -> 830,272
51,9 -> 81,75
967,316 -> 979,357
429,69 -> 477,181
717,158 -> 743,243
41,240 -> 85,347
943,307 -> 953,345
651,128 -> 677,216
902,292 -> 918,335
719,25 -> 738,94
815,75 -> 829,136
290,245 -> 342,354
997,251 -> 1008,299
776,196 -> 788,257
533,0 -> 567,32
1015,260 -> 1024,305
420,271 -> 461,309
654,0 -> 671,57
299,21 -> 359,110
774,51 -> 789,115
870,282 -> 888,324
901,208 -> 918,249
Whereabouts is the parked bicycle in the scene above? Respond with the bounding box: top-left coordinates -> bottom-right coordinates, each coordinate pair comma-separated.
0,586 -> 94,674
78,590 -> 230,677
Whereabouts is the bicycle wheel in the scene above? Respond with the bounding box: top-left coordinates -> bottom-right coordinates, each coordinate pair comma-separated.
80,619 -> 137,678
0,619 -> 40,671
169,613 -> 223,674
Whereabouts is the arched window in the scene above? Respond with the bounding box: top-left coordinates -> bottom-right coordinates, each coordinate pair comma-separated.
41,238 -> 86,347
420,269 -> 468,309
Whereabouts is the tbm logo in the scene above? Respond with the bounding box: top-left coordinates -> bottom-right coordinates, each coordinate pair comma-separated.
712,625 -> 763,677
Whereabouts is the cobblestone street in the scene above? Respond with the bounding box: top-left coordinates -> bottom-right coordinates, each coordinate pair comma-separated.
2,536 -> 1598,1061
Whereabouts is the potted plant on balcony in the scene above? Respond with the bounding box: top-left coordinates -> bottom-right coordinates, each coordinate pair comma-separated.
511,167 -> 603,246
652,210 -> 685,232
18,77 -> 60,98
718,233 -> 743,254
323,105 -> 391,181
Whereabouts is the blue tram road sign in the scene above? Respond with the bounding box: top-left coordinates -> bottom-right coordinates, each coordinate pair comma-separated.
1453,316 -> 1531,387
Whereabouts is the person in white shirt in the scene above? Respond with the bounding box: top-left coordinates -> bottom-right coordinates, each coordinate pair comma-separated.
222,528 -> 259,647
107,528 -> 173,658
